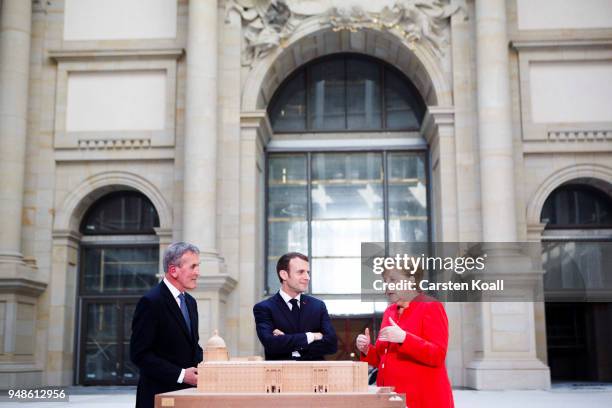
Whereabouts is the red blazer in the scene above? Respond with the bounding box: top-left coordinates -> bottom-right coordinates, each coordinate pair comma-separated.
361,295 -> 454,408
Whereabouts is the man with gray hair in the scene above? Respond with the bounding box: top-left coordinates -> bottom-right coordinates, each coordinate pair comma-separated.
130,242 -> 203,408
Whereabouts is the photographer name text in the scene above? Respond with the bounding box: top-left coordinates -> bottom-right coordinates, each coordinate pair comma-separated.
372,279 -> 504,292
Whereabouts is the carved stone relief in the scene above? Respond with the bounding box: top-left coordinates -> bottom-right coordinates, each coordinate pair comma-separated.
226,0 -> 465,66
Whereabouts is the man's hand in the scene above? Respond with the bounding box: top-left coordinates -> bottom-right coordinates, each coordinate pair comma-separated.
356,328 -> 370,354
183,367 -> 198,386
312,332 -> 323,341
273,329 -> 285,336
378,317 -> 406,343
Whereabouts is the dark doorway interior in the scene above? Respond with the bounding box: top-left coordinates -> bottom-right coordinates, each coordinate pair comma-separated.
546,302 -> 612,382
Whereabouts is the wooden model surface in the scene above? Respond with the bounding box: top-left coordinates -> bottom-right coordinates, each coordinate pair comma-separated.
196,331 -> 367,394
198,360 -> 368,393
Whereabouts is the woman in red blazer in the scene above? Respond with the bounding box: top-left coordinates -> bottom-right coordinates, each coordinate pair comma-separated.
357,267 -> 454,408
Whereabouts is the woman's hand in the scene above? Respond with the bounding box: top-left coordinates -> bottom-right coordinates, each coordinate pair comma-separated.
356,328 -> 371,354
378,317 -> 406,343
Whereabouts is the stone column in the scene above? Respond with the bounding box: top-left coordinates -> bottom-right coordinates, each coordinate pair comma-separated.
183,0 -> 219,255
0,2 -> 46,387
239,111 -> 271,356
183,0 -> 235,342
0,0 -> 32,264
475,0 -> 517,242
467,0 -> 550,389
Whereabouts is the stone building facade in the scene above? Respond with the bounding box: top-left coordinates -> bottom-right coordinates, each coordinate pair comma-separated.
0,0 -> 611,389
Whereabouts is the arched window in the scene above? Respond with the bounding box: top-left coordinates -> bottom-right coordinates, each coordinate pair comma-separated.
268,54 -> 426,132
81,191 -> 160,235
541,184 -> 612,228
78,191 -> 160,385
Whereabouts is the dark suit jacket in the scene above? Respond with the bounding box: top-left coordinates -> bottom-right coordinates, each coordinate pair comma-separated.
130,282 -> 203,408
253,292 -> 338,360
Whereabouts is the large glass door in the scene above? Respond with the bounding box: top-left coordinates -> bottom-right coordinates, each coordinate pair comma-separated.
77,245 -> 159,385
80,300 -> 139,385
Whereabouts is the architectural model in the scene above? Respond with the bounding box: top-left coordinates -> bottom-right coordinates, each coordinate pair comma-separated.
197,331 -> 368,394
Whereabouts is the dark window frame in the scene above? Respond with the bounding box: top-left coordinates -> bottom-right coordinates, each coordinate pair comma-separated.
268,53 -> 426,133
541,184 -> 612,229
80,191 -> 160,235
77,298 -> 140,386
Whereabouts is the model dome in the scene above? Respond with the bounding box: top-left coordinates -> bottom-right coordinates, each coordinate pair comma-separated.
204,330 -> 229,361
206,330 -> 227,348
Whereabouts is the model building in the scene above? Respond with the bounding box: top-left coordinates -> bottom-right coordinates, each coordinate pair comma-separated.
197,331 -> 368,393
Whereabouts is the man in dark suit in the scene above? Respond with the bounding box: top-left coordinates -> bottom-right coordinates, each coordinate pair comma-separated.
130,242 -> 203,408
253,252 -> 337,360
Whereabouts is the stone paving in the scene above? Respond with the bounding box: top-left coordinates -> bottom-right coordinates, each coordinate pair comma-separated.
1,383 -> 611,407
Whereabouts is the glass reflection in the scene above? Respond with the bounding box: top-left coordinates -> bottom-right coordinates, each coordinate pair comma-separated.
123,304 -> 138,380
84,303 -> 118,381
309,59 -> 345,130
268,221 -> 308,257
82,246 -> 159,294
269,71 -> 306,132
385,67 -> 420,129
268,55 -> 425,132
266,151 -> 429,295
542,241 -> 612,291
346,59 -> 382,129
311,258 -> 363,294
312,220 -> 384,257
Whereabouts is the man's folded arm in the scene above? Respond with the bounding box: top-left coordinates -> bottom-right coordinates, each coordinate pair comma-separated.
253,304 -> 308,353
304,304 -> 338,355
130,297 -> 183,383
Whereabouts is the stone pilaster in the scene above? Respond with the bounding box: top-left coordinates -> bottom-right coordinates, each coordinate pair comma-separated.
422,107 -> 458,242
0,0 -> 47,387
0,0 -> 32,264
183,0 -> 235,340
467,0 -> 550,389
238,111 -> 271,356
475,0 -> 517,242
44,230 -> 81,386
183,0 -> 219,256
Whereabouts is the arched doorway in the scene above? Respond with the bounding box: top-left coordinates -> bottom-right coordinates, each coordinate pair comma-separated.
264,53 -> 430,359
76,191 -> 160,385
541,181 -> 612,382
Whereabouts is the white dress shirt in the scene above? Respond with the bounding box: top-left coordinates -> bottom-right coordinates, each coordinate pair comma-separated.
278,289 -> 315,357
163,278 -> 187,384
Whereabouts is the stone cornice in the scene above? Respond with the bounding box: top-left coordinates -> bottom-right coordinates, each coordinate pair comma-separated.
153,227 -> 173,239
51,229 -> 82,244
0,260 -> 47,297
240,110 -> 272,147
197,275 -> 238,296
48,48 -> 184,62
511,38 -> 612,51
0,278 -> 47,297
526,223 -> 547,240
421,106 -> 454,143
